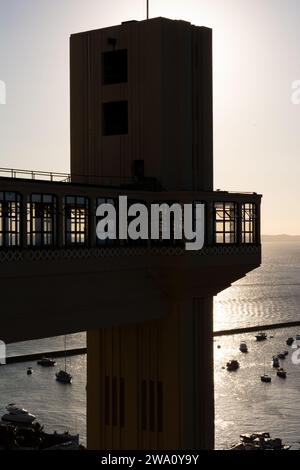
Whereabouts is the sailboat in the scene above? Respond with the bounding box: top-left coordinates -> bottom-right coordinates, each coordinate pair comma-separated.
56,336 -> 72,384
261,357 -> 271,383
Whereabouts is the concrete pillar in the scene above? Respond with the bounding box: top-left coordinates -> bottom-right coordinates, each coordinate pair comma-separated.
57,195 -> 64,248
87,296 -> 214,450
179,297 -> 214,449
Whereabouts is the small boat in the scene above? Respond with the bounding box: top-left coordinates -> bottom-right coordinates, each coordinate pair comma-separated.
27,367 -> 33,375
261,374 -> 272,383
278,352 -> 286,360
37,357 -> 56,367
239,342 -> 248,353
56,370 -> 72,384
56,336 -> 72,384
255,332 -> 267,342
0,421 -> 80,450
234,433 -> 290,450
240,432 -> 270,443
286,337 -> 294,346
272,356 -> 280,368
277,368 -> 287,379
261,357 -> 271,382
1,404 -> 36,424
226,360 -> 240,371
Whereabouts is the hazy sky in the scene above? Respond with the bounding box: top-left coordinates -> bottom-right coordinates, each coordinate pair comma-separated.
0,0 -> 299,234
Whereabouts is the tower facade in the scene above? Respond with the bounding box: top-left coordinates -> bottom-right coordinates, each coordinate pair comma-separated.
70,17 -> 213,191
69,17 -> 260,450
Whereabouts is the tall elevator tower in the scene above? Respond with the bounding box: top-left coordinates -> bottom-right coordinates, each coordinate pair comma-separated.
68,17 -> 261,450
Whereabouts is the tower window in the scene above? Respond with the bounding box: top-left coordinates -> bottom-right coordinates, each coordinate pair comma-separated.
27,194 -> 57,247
102,49 -> 128,85
141,380 -> 164,433
103,101 -> 128,136
241,203 -> 257,244
214,202 -> 238,244
64,196 -> 89,246
0,192 -> 21,248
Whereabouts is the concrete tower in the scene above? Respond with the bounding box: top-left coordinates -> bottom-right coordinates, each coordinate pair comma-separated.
70,17 -> 213,191
69,17 -> 261,450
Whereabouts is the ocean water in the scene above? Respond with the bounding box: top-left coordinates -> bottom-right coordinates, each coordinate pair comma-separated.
214,242 -> 300,331
215,242 -> 300,449
1,242 -> 300,449
1,335 -> 87,444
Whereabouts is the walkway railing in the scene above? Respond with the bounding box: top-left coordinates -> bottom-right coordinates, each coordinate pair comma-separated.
0,167 -> 134,186
0,167 -> 259,194
0,167 -> 71,182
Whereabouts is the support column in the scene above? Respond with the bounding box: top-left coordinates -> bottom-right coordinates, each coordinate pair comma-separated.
87,296 -> 215,450
179,297 -> 214,449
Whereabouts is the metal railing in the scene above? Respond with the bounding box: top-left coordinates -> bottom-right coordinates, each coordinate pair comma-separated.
0,167 -> 71,182
0,167 -> 136,187
0,167 -> 259,195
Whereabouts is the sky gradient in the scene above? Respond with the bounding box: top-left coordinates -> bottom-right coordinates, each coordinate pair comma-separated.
0,0 -> 299,234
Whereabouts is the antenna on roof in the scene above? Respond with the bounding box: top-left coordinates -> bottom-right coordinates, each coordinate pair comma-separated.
146,0 -> 149,20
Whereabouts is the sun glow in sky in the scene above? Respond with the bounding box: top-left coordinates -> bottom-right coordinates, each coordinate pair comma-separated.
0,0 -> 300,234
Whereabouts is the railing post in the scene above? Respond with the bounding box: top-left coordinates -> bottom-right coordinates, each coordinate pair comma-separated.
89,198 -> 96,248
21,193 -> 28,249
206,201 -> 214,246
57,195 -> 64,248
256,201 -> 261,245
237,202 -> 243,245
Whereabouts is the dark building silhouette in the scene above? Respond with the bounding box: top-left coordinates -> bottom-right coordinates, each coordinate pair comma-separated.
70,17 -> 261,450
0,17 -> 261,450
70,17 -> 213,192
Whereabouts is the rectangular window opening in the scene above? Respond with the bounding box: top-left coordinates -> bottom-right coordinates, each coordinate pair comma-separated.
0,192 -> 21,248
103,101 -> 128,136
102,49 -> 128,85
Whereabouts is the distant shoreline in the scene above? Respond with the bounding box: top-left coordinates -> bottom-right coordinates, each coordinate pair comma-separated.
5,347 -> 87,364
262,235 -> 300,242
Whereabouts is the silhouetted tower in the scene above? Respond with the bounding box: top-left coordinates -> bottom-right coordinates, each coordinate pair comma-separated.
69,17 -> 260,450
70,17 -> 213,192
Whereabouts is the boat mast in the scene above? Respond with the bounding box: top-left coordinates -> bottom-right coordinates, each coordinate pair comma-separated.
64,335 -> 67,372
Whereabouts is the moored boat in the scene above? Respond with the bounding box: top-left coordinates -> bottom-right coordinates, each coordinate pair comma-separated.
232,432 -> 290,450
261,374 -> 271,383
1,405 -> 36,425
226,360 -> 240,371
278,352 -> 286,360
277,368 -> 287,379
272,356 -> 280,368
56,370 -> 72,384
55,336 -> 72,384
255,332 -> 267,342
37,357 -> 56,367
239,342 -> 248,353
